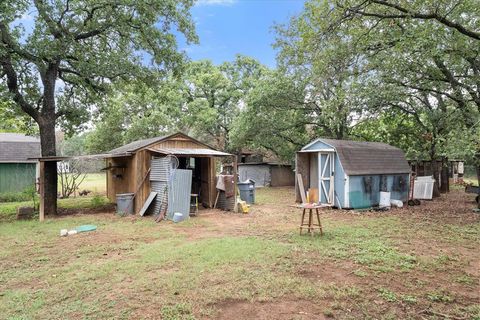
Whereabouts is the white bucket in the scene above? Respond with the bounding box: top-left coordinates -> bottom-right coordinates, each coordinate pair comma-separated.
379,192 -> 391,208
390,199 -> 403,208
173,212 -> 186,223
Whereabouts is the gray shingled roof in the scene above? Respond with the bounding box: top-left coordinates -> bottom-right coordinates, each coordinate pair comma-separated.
109,136 -> 168,155
310,138 -> 410,176
0,133 -> 41,163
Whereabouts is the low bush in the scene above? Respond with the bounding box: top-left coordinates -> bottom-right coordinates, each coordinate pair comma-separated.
0,192 -> 31,203
91,194 -> 107,207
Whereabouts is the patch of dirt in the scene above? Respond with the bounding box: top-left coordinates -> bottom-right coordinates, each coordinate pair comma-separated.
391,190 -> 479,225
213,297 -> 330,320
294,260 -> 359,286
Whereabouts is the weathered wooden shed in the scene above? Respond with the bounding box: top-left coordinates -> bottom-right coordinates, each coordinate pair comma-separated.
104,132 -> 232,214
296,139 -> 411,209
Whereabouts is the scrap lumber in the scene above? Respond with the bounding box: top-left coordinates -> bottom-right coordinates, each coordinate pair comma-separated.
297,174 -> 307,204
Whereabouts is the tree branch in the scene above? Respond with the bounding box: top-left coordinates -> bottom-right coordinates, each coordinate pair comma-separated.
0,55 -> 40,122
348,0 -> 480,40
33,0 -> 64,39
0,22 -> 44,65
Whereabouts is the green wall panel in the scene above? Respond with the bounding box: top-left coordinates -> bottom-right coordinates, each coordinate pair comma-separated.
0,163 -> 37,193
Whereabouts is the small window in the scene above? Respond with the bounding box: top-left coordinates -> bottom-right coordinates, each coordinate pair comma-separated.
188,157 -> 195,169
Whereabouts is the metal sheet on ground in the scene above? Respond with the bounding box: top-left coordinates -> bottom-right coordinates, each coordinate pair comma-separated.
167,169 -> 192,220
139,192 -> 157,216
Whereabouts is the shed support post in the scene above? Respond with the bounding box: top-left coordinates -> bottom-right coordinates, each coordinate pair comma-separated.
233,155 -> 238,212
39,161 -> 45,222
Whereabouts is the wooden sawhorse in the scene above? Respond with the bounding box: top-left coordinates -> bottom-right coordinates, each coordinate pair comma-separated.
299,205 -> 324,236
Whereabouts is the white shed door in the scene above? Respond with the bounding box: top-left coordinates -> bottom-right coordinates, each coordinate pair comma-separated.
318,152 -> 334,205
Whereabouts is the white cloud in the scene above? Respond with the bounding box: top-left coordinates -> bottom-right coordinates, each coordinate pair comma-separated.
195,0 -> 237,6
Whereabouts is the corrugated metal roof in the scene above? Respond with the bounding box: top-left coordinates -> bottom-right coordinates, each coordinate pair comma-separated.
302,138 -> 410,175
149,147 -> 231,157
0,134 -> 41,163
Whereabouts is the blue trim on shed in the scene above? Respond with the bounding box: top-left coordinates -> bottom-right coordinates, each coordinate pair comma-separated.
302,139 -> 335,151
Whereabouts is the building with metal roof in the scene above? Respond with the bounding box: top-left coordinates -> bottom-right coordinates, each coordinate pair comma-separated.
104,132 -> 233,215
0,133 -> 40,193
296,138 -> 411,209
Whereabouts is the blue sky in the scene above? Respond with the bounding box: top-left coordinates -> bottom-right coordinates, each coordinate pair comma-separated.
182,0 -> 305,67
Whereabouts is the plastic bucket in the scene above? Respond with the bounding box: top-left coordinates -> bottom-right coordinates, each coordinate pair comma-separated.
173,212 -> 187,223
379,191 -> 391,208
116,193 -> 134,215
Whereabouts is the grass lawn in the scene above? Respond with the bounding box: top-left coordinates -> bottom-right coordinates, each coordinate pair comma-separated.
59,172 -> 106,195
0,188 -> 479,319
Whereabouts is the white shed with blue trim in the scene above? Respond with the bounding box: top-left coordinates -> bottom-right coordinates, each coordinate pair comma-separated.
296,138 -> 411,209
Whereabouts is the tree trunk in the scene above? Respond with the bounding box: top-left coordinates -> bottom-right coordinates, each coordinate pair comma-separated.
39,117 -> 58,215
429,138 -> 441,197
39,63 -> 59,215
440,157 -> 449,193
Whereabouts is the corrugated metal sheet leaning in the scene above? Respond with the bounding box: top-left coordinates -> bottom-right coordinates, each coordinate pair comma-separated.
167,169 -> 192,220
150,156 -> 176,216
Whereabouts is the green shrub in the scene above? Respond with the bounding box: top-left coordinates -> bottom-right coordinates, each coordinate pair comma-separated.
91,194 -> 107,207
0,186 -> 38,203
0,192 -> 30,202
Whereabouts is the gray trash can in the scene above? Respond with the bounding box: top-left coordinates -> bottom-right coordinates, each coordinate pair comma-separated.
238,179 -> 255,204
116,193 -> 134,215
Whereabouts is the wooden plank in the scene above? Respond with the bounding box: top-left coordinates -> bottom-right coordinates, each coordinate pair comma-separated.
295,152 -> 310,203
309,188 -> 319,203
297,173 -> 307,204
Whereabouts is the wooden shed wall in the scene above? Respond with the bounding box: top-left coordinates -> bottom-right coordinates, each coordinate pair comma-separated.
270,166 -> 295,187
134,149 -> 152,214
106,156 -> 136,203
150,135 -> 207,150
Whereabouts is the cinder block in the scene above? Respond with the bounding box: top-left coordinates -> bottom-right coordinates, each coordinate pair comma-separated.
16,206 -> 35,220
